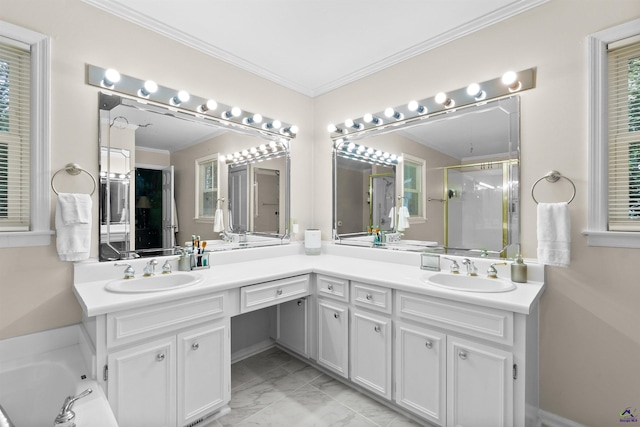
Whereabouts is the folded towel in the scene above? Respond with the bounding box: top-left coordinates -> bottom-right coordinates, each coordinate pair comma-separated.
397,206 -> 411,232
388,207 -> 396,229
213,208 -> 224,232
56,193 -> 92,261
537,202 -> 571,267
58,193 -> 91,225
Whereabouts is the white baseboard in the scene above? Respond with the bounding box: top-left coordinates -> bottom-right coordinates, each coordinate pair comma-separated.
539,409 -> 587,427
230,338 -> 275,364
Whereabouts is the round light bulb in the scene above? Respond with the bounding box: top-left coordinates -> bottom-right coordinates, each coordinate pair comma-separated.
384,107 -> 395,118
363,113 -> 373,123
271,120 -> 282,129
252,114 -> 263,123
177,91 -> 190,103
288,125 -> 299,134
347,142 -> 355,151
233,152 -> 240,158
206,99 -> 217,111
242,149 -> 249,156
357,145 -> 365,152
466,83 -> 481,97
345,119 -> 354,128
435,92 -> 448,104
502,71 -> 517,85
103,68 -> 120,86
408,100 -> 419,111
231,107 -> 242,117
367,147 -> 374,154
259,144 -> 267,151
139,80 -> 158,97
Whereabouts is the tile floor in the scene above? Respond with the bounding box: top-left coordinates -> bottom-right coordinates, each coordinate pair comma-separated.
210,346 -> 425,427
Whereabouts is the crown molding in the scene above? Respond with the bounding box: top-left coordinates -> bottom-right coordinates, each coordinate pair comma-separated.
82,0 -> 549,98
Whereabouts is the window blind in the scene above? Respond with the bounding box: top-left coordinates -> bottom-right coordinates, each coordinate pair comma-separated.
608,37 -> 640,231
0,37 -> 30,231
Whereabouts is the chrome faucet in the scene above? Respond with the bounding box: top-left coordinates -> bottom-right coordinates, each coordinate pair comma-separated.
443,257 -> 460,274
487,262 -> 507,278
114,263 -> 135,279
143,259 -> 158,276
54,388 -> 92,427
461,258 -> 478,276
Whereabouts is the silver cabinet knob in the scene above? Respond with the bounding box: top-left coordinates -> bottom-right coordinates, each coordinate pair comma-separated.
276,289 -> 283,296
366,294 -> 373,301
192,342 -> 200,351
327,284 -> 334,291
425,340 -> 433,349
156,353 -> 165,362
334,312 -> 340,319
458,350 -> 468,360
374,325 -> 381,333
297,300 -> 302,306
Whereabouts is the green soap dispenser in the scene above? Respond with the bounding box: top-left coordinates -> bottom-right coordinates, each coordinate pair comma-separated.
511,248 -> 528,283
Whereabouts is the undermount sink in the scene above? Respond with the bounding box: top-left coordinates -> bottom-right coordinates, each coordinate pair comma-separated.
423,273 -> 516,293
105,271 -> 204,293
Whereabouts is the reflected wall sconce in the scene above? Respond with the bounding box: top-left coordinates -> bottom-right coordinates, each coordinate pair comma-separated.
87,64 -> 298,140
328,67 -> 535,142
336,140 -> 401,167
225,140 -> 289,166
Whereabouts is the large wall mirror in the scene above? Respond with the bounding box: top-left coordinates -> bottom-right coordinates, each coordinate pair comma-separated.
333,95 -> 520,257
99,93 -> 290,261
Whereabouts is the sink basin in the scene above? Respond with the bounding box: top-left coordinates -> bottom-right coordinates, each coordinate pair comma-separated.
424,273 -> 515,293
105,271 -> 204,293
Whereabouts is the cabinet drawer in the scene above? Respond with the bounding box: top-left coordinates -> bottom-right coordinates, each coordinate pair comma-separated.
240,275 -> 310,313
107,293 -> 225,349
317,275 -> 349,302
396,291 -> 513,346
352,282 -> 392,314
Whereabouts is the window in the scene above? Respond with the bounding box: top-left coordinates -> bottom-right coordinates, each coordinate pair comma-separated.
195,154 -> 219,220
586,19 -> 640,248
0,22 -> 51,248
402,154 -> 426,220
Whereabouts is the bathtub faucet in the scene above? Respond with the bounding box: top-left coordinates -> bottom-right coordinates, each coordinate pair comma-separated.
54,388 -> 92,427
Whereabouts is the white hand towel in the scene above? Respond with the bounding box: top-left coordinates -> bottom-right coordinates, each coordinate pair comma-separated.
388,206 -> 396,229
58,193 -> 91,224
397,206 -> 411,232
537,202 -> 571,267
56,193 -> 92,261
213,208 -> 224,232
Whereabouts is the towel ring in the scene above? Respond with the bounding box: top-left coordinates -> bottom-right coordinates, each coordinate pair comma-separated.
531,170 -> 576,204
51,163 -> 97,196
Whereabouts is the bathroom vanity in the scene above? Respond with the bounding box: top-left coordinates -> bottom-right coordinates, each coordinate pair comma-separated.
73,244 -> 544,427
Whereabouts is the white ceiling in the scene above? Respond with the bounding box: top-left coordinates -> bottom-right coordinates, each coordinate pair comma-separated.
83,0 -> 546,97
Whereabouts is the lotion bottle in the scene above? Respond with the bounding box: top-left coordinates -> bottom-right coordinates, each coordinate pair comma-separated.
511,248 -> 528,283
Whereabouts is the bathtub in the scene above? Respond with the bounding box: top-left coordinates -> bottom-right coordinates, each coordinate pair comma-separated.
0,324 -> 117,427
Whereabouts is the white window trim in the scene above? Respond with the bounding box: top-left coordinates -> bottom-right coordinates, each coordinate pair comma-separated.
194,153 -> 219,222
400,153 -> 427,223
584,18 -> 640,248
0,21 -> 52,248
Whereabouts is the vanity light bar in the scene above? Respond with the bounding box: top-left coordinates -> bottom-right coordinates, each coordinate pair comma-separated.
336,140 -> 401,167
225,140 -> 289,167
328,67 -> 535,141
87,65 -> 298,140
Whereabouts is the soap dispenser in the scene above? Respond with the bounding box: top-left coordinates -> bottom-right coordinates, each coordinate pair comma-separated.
511,247 -> 528,283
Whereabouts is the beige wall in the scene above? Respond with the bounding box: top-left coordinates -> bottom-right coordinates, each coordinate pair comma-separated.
0,0 -> 314,338
1,0 -> 640,425
314,1 -> 640,425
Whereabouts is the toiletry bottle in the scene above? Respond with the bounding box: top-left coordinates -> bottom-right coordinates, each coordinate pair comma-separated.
511,253 -> 528,283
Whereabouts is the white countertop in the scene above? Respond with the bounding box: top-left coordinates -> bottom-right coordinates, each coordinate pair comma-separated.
74,243 -> 545,317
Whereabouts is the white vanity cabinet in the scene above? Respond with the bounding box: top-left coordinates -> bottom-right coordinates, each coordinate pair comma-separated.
86,292 -> 230,427
277,297 -> 308,357
317,298 -> 349,377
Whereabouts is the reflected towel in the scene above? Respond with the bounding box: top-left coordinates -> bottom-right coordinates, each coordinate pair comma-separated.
397,206 -> 410,232
388,207 -> 396,229
213,208 -> 224,232
537,202 -> 571,267
56,193 -> 92,261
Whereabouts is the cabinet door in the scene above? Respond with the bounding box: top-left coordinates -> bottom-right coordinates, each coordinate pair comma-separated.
395,322 -> 446,426
177,320 -> 230,426
447,336 -> 513,427
317,299 -> 349,377
277,298 -> 308,357
350,309 -> 391,399
108,336 -> 176,427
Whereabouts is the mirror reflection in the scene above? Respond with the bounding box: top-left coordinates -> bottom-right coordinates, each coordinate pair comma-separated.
333,96 -> 520,256
99,93 -> 290,261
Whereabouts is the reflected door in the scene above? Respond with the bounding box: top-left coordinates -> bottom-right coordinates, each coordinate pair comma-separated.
445,162 -> 509,250
253,168 -> 279,233
162,166 -> 175,249
229,166 -> 248,233
370,174 -> 395,231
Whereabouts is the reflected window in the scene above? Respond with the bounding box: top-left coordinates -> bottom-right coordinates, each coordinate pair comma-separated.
196,154 -> 219,219
403,154 -> 426,219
